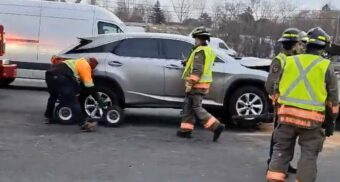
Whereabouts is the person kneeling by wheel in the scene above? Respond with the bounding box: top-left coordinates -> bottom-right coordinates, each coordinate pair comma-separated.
44,57 -> 103,132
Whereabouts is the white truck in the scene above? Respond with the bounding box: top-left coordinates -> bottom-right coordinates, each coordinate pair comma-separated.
0,0 -> 126,83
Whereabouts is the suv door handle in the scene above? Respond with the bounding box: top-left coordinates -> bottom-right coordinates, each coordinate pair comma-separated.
108,61 -> 123,67
165,64 -> 181,69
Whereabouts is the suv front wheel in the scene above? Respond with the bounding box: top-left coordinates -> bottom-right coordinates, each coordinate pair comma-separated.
227,86 -> 268,126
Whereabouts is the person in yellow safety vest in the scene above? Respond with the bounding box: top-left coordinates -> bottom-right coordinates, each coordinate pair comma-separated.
266,27 -> 339,182
265,28 -> 308,175
176,27 -> 225,142
44,57 -> 102,132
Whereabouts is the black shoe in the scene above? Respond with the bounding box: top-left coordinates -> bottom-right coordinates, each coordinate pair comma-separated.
44,117 -> 56,124
287,165 -> 297,174
176,131 -> 192,139
213,124 -> 225,142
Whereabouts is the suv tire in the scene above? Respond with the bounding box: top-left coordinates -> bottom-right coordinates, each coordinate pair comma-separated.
80,84 -> 120,119
227,86 -> 268,127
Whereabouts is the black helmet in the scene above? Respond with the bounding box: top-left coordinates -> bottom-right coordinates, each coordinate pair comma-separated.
278,28 -> 301,42
191,26 -> 211,40
307,27 -> 330,47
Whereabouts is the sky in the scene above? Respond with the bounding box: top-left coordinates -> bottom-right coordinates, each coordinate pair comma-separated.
38,0 -> 340,21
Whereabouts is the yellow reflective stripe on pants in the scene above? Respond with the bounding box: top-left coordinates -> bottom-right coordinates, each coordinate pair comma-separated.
180,123 -> 194,130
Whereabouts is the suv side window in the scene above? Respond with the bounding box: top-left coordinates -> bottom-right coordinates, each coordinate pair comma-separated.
162,39 -> 192,60
114,38 -> 160,58
98,21 -> 123,34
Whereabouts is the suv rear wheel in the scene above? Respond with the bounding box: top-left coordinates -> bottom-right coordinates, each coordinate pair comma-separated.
227,86 -> 268,126
80,84 -> 124,125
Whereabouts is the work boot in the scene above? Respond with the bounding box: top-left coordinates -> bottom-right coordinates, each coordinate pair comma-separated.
176,131 -> 192,139
287,165 -> 297,174
213,124 -> 225,142
44,118 -> 57,124
80,121 -> 97,132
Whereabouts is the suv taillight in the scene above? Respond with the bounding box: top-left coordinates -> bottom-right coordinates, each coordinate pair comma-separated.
51,56 -> 68,64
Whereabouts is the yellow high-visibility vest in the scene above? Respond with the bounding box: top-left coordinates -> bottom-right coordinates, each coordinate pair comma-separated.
182,46 -> 216,83
278,54 -> 330,112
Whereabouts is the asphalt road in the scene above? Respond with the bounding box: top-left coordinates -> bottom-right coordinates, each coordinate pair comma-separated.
0,87 -> 340,182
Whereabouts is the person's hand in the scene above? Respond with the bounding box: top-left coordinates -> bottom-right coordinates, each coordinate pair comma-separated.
97,97 -> 105,109
325,120 -> 336,137
181,60 -> 187,66
185,81 -> 193,93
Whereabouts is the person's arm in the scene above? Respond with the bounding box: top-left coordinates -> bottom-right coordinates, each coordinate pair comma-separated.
324,64 -> 339,137
189,50 -> 205,83
76,59 -> 103,106
265,58 -> 282,101
77,59 -> 94,88
325,64 -> 339,119
184,50 -> 205,93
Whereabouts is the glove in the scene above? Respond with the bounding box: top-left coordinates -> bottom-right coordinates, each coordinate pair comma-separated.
181,60 -> 187,66
325,119 -> 336,137
85,87 -> 105,109
96,96 -> 105,109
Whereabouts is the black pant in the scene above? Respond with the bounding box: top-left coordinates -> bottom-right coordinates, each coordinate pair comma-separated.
45,71 -> 85,125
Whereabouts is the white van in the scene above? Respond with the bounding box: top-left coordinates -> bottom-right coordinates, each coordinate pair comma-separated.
209,37 -> 237,57
0,0 -> 126,82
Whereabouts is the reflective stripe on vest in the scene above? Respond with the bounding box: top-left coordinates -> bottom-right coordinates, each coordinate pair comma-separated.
278,55 -> 330,112
63,59 -> 79,79
275,52 -> 286,68
182,46 -> 216,83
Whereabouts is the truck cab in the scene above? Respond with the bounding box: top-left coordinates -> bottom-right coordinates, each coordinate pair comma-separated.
0,25 -> 17,86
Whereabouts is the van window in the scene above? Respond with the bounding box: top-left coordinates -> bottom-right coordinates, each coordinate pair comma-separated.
219,43 -> 229,50
98,22 -> 123,34
114,38 -> 160,58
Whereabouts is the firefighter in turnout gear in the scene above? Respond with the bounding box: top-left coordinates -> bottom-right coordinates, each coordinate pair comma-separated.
45,57 -> 102,132
266,27 -> 339,182
176,27 -> 225,142
266,28 -> 307,174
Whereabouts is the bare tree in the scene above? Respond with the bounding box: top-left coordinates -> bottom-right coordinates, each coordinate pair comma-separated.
277,0 -> 297,20
224,2 -> 247,20
259,0 -> 277,20
115,0 -> 137,21
171,0 -> 193,23
195,0 -> 206,17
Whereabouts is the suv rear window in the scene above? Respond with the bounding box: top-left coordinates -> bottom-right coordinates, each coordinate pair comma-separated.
113,38 -> 160,58
162,39 -> 192,60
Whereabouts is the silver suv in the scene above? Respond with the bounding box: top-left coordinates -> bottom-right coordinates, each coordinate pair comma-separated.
57,33 -> 269,126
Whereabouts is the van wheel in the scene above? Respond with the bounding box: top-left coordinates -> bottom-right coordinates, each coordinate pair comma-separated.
226,86 -> 268,127
0,78 -> 15,87
103,105 -> 124,127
